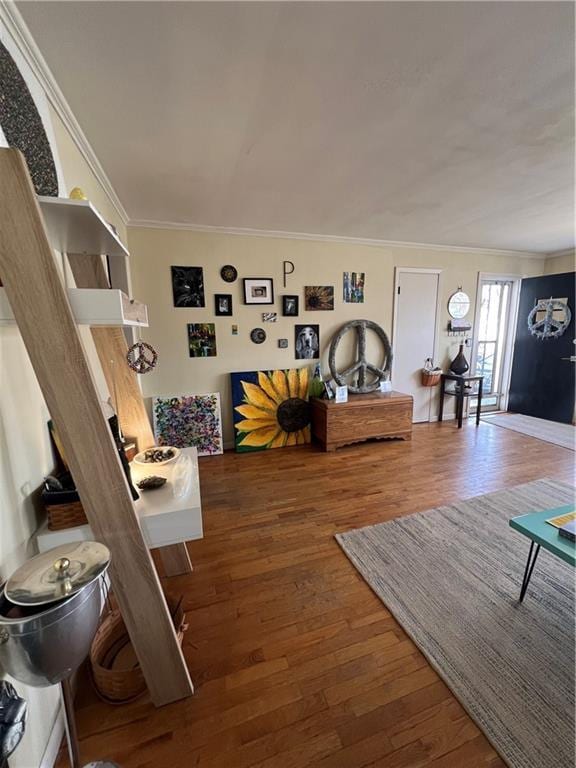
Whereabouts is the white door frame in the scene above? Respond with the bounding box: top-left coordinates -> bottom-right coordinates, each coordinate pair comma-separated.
470,272 -> 522,412
392,267 -> 442,421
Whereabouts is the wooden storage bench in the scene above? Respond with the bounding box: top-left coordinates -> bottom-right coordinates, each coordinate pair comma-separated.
311,391 -> 413,451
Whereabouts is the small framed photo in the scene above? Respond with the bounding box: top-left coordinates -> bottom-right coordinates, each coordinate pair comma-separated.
243,278 -> 274,305
215,294 -> 233,316
282,295 -> 299,317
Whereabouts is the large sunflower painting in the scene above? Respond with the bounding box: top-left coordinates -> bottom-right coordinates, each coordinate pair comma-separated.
231,368 -> 311,452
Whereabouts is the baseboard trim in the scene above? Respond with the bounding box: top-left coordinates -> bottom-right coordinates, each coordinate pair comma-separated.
39,704 -> 65,768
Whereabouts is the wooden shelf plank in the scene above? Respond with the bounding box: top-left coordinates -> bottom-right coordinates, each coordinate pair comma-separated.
36,448 -> 203,552
38,196 -> 129,258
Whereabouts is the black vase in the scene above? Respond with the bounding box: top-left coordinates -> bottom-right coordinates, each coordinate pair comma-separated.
450,343 -> 469,375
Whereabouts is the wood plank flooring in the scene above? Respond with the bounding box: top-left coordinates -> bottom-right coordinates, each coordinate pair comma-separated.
65,421 -> 575,768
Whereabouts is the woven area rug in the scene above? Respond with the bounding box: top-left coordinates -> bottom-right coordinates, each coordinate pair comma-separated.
336,479 -> 576,768
480,412 -> 575,451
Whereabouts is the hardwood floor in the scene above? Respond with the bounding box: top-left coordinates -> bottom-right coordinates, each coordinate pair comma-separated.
66,421 -> 574,768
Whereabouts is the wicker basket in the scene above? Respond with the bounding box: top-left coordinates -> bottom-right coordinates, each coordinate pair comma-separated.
90,595 -> 187,704
421,369 -> 442,387
46,500 -> 88,531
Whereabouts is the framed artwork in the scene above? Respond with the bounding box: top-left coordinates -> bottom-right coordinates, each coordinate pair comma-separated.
305,286 -> 334,311
188,323 -> 217,357
153,393 -> 223,456
171,266 -> 205,308
295,324 -> 320,359
262,312 -> 277,322
278,338 -> 289,348
243,278 -> 274,305
282,295 -> 299,317
343,272 -> 365,303
231,368 -> 311,452
215,294 -> 233,316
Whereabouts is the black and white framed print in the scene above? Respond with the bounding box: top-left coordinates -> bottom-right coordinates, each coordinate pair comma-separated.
282,295 -> 299,317
295,324 -> 320,359
215,294 -> 233,316
171,266 -> 205,308
243,278 -> 274,305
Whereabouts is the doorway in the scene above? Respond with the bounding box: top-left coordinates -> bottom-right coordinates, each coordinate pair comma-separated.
470,274 -> 520,413
392,268 -> 441,422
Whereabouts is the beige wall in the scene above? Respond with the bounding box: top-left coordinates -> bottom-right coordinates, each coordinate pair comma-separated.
0,102 -> 122,768
544,250 -> 575,275
129,226 -> 545,445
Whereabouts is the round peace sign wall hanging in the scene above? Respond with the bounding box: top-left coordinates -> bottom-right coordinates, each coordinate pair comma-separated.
126,342 -> 158,374
328,319 -> 392,394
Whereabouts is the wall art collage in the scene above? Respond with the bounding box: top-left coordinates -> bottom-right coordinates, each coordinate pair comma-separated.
160,263 -> 367,457
170,263 -> 365,361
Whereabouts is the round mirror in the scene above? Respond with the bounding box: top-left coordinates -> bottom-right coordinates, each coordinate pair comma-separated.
448,290 -> 470,319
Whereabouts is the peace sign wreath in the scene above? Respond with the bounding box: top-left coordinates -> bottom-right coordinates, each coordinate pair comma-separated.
126,341 -> 158,374
328,319 -> 392,394
527,298 -> 571,340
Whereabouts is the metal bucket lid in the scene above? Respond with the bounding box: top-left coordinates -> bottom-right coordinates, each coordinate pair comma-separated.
4,542 -> 110,606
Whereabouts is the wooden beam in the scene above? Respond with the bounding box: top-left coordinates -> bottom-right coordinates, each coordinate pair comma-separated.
0,149 -> 194,706
67,253 -> 194,578
67,252 -> 154,452
160,544 -> 193,577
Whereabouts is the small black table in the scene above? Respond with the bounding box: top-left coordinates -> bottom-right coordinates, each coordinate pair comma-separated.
438,373 -> 484,428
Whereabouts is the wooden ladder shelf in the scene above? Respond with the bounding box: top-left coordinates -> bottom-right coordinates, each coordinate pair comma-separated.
0,149 -> 194,706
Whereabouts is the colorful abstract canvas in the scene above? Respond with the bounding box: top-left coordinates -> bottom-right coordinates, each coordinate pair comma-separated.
343,271 -> 365,303
231,368 -> 311,452
153,393 -> 223,456
188,323 -> 217,357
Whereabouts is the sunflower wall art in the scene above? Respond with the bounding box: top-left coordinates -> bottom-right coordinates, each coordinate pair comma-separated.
153,393 -> 223,455
231,368 -> 311,452
304,285 -> 334,311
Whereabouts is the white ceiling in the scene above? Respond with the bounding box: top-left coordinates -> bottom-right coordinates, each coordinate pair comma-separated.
18,1 -> 575,253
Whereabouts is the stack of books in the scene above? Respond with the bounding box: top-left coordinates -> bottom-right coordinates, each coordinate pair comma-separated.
546,510 -> 576,542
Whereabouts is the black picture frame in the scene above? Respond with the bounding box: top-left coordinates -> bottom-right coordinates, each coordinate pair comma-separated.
243,278 -> 274,305
215,294 -> 233,316
282,295 -> 299,317
295,324 -> 320,360
171,266 -> 205,308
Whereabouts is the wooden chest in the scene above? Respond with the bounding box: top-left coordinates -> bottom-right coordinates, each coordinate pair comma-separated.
311,391 -> 413,452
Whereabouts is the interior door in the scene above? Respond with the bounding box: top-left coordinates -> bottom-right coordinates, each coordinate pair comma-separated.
393,270 -> 440,422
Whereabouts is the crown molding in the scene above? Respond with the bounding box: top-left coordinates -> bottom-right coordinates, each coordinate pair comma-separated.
128,218 -> 545,259
0,1 -> 129,225
545,247 -> 575,260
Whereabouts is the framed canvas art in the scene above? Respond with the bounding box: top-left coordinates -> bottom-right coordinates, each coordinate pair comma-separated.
304,286 -> 334,311
188,323 -> 217,357
295,324 -> 320,359
343,272 -> 365,303
171,266 -> 205,307
231,368 -> 311,452
153,393 -> 223,455
243,278 -> 274,305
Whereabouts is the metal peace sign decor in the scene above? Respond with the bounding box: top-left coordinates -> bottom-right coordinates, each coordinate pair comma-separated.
527,298 -> 571,340
328,319 -> 392,394
126,341 -> 158,374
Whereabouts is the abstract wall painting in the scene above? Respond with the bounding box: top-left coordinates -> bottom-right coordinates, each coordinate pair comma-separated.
343,272 -> 365,303
188,323 -> 217,357
153,393 -> 223,455
262,312 -> 277,322
231,368 -> 311,452
305,286 -> 334,311
171,266 -> 205,307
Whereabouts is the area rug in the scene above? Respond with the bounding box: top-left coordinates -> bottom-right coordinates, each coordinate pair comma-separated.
480,412 -> 575,451
336,479 -> 576,768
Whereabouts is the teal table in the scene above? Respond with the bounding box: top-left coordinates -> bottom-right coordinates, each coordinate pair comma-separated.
509,504 -> 575,602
